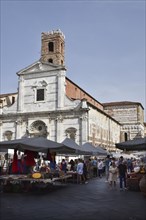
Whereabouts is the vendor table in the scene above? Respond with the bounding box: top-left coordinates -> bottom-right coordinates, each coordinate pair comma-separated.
0,173 -> 72,193
66,171 -> 78,183
127,173 -> 144,191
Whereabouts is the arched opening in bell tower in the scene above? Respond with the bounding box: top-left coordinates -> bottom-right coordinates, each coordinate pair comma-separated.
48,42 -> 54,52
48,58 -> 53,63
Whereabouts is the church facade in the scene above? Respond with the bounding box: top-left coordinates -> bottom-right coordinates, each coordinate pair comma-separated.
0,29 -> 145,152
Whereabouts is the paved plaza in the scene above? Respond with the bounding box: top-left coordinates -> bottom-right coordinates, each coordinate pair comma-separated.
0,177 -> 146,220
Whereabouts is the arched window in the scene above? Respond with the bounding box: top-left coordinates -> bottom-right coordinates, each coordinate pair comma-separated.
65,127 -> 77,141
30,120 -> 47,137
48,42 -> 54,52
61,43 -> 63,53
4,130 -> 13,140
48,58 -> 53,63
124,132 -> 128,141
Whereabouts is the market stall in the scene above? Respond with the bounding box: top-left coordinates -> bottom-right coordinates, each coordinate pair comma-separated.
116,137 -> 146,194
0,137 -> 83,192
82,142 -> 108,156
115,137 -> 146,151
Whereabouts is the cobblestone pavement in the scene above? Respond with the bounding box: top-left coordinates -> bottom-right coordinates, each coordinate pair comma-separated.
0,177 -> 146,220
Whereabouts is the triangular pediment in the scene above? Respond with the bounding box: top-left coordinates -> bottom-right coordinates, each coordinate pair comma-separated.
17,61 -> 66,75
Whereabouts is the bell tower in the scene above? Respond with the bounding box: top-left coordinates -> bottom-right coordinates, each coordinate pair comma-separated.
40,29 -> 65,66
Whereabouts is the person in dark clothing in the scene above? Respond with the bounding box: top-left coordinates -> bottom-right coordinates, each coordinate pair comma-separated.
69,159 -> 75,171
83,161 -> 88,183
118,159 -> 127,190
24,150 -> 37,174
60,159 -> 67,173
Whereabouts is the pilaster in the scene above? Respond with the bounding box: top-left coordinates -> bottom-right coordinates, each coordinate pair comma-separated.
17,76 -> 24,112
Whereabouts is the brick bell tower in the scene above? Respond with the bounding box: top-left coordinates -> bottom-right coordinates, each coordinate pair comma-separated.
40,29 -> 65,66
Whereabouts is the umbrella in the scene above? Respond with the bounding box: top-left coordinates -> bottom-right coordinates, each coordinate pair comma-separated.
115,137 -> 146,151
0,137 -> 77,154
82,142 -> 108,155
61,138 -> 90,155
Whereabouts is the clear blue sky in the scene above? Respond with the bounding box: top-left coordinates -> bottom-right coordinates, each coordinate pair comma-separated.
1,0 -> 146,119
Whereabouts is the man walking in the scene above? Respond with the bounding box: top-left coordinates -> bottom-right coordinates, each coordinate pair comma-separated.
118,156 -> 127,191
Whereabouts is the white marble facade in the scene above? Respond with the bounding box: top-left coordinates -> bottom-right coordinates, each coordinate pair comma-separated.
0,60 -> 121,151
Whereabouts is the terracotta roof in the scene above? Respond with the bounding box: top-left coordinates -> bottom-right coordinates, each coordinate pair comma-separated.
66,77 -> 102,106
102,101 -> 144,109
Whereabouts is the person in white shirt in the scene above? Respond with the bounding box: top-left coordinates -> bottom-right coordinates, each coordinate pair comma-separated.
76,158 -> 85,184
108,161 -> 118,189
98,159 -> 104,178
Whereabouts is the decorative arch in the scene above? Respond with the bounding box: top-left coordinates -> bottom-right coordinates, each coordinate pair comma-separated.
4,130 -> 13,140
29,120 -> 48,137
65,127 -> 77,141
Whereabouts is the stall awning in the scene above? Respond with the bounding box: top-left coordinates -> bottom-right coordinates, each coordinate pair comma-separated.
115,137 -> 146,151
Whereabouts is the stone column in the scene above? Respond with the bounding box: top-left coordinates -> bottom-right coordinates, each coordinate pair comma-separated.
15,119 -> 23,139
46,118 -> 51,139
57,70 -> 66,109
80,113 -> 88,145
56,115 -> 64,142
17,76 -> 24,112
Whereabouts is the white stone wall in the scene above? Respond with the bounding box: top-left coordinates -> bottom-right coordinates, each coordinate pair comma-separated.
20,74 -> 58,112
1,121 -> 16,140
88,107 -> 120,150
